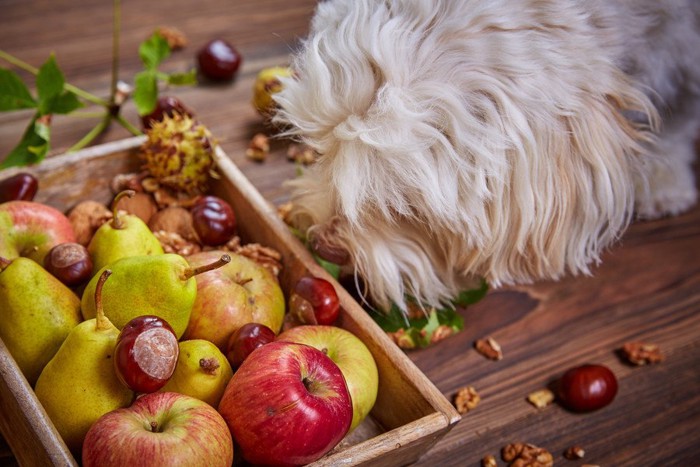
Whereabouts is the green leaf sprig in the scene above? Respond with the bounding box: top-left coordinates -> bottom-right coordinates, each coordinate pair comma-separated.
132,33 -> 196,116
0,56 -> 83,169
0,0 -> 196,169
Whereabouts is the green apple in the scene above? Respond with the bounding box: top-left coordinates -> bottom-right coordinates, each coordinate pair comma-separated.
182,250 -> 285,350
277,325 -> 379,430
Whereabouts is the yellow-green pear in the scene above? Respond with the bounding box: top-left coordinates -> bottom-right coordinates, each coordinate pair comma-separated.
87,190 -> 164,273
81,253 -> 231,338
0,256 -> 82,385
160,339 -> 233,407
35,270 -> 134,455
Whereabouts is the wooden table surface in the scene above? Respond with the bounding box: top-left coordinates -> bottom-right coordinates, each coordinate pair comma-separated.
1,1 -> 699,466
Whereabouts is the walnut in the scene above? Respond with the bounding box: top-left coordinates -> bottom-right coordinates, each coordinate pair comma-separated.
482,454 -> 498,467
153,230 -> 202,256
234,242 -> 283,277
386,328 -> 416,349
475,336 -> 503,361
620,341 -> 664,365
430,325 -> 455,344
152,186 -> 200,209
202,236 -> 283,276
527,389 -> 555,409
563,445 -> 585,460
286,143 -> 318,165
502,443 -> 553,467
155,26 -> 187,50
111,172 -> 146,194
68,200 -> 113,246
453,386 -> 480,414
113,191 -> 158,224
277,201 -> 294,225
246,133 -> 270,162
148,207 -> 199,242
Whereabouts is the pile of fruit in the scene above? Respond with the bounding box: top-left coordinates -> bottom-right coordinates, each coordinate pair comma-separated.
0,116 -> 379,466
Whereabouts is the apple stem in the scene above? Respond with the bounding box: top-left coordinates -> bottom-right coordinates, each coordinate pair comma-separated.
150,421 -> 158,433
182,254 -> 231,280
94,269 -> 113,331
110,189 -> 135,229
0,257 -> 11,271
236,277 -> 253,286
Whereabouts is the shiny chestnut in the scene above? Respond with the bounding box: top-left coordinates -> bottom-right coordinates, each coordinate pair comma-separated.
0,172 -> 38,203
557,363 -> 618,412
225,322 -> 276,370
43,243 -> 93,286
191,195 -> 237,246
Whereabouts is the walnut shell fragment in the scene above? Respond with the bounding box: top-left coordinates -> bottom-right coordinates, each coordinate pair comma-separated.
453,385 -> 481,414
68,200 -> 113,246
501,442 -> 553,467
620,341 -> 664,366
475,336 -> 503,361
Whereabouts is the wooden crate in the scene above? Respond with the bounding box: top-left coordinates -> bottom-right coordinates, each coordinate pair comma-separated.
0,137 -> 460,466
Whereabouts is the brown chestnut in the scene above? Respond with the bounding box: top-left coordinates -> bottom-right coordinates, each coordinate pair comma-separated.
43,242 -> 93,286
557,363 -> 618,412
0,172 -> 38,203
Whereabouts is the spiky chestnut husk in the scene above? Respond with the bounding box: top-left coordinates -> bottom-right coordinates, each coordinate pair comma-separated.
141,113 -> 217,195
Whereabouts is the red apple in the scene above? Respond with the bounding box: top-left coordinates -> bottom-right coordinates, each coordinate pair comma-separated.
183,250 -> 285,351
0,200 -> 76,264
277,325 -> 378,431
218,341 -> 352,466
82,392 -> 233,467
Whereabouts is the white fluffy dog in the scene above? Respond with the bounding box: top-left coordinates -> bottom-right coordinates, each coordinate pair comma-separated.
274,0 -> 700,311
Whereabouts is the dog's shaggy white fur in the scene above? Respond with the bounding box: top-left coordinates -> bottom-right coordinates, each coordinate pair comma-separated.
274,0 -> 700,310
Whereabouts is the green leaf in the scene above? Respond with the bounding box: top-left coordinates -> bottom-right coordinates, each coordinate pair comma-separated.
0,116 -> 50,169
0,68 -> 37,111
43,91 -> 83,115
139,33 -> 171,70
36,55 -> 65,102
165,70 -> 197,86
133,70 -> 158,116
452,279 -> 489,307
370,303 -> 410,333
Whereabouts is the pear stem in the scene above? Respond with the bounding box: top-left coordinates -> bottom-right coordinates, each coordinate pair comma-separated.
94,269 -> 113,331
182,254 -> 231,280
0,257 -> 11,271
111,189 -> 135,230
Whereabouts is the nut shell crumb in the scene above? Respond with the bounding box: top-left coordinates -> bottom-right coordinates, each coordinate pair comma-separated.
156,26 -> 187,50
527,389 -> 555,409
246,133 -> 270,161
564,445 -> 585,460
620,341 -> 664,365
482,454 -> 498,467
68,200 -> 113,246
475,336 -> 503,360
287,143 -> 318,165
453,386 -> 481,414
502,443 -> 553,467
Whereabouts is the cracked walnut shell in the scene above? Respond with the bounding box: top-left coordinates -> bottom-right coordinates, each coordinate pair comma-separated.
620,341 -> 664,365
453,386 -> 481,414
475,336 -> 503,360
502,442 -> 553,467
